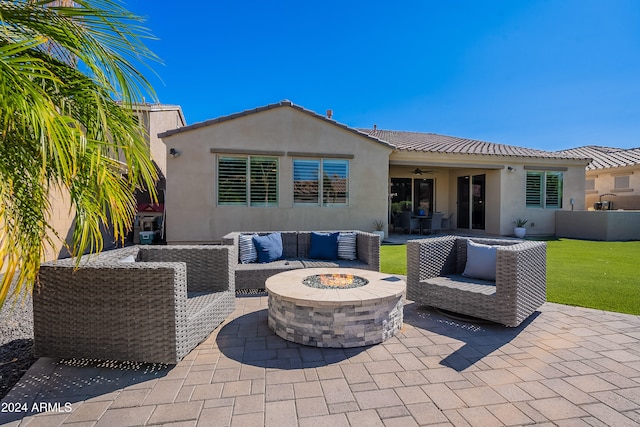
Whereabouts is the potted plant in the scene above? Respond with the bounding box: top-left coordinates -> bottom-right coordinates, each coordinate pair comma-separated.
373,219 -> 385,241
514,218 -> 528,238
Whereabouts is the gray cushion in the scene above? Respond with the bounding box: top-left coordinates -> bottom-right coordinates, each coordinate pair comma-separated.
462,240 -> 497,281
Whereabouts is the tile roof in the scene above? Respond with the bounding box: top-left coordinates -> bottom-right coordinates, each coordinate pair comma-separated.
158,100 -> 394,149
157,99 -> 591,163
557,145 -> 640,170
359,129 -> 588,160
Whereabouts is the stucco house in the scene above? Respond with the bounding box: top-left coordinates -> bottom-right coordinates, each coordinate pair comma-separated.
558,145 -> 640,211
159,100 -> 590,243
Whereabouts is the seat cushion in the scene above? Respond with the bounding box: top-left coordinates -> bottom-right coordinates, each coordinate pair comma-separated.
424,274 -> 496,295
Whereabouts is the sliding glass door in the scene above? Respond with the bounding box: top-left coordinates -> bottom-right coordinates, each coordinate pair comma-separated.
457,174 -> 485,230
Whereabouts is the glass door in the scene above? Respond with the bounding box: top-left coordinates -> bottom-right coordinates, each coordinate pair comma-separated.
472,174 -> 486,230
390,178 -> 412,224
457,174 -> 485,230
413,178 -> 434,215
457,176 -> 470,228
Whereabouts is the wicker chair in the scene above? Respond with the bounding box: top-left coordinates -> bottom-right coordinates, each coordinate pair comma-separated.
34,245 -> 236,364
407,235 -> 546,327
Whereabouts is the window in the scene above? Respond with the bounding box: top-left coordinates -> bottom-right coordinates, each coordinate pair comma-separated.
614,175 -> 630,190
526,171 -> 563,209
293,159 -> 319,204
218,156 -> 278,206
293,159 -> 349,206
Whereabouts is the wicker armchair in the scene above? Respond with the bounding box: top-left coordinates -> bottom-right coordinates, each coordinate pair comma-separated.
407,235 -> 546,327
34,245 -> 235,364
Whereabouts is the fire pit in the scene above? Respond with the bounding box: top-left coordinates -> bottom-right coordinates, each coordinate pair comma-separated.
266,268 -> 405,348
302,273 -> 369,289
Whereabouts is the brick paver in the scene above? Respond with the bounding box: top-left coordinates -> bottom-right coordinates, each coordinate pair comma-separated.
2,294 -> 640,427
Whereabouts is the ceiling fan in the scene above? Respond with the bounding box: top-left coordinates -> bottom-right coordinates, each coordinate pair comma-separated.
413,168 -> 435,175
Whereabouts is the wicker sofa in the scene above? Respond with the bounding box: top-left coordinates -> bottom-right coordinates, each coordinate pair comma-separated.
34,245 -> 235,364
407,235 -> 546,327
222,231 -> 380,290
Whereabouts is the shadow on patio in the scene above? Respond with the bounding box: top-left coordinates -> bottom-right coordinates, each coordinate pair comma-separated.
216,297 -> 536,373
403,303 -> 539,371
216,307 -> 370,370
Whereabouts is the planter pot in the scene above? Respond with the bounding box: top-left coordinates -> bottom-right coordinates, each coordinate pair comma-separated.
373,230 -> 385,242
514,227 -> 527,238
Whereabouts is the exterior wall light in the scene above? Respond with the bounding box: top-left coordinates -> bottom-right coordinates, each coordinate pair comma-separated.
169,148 -> 180,158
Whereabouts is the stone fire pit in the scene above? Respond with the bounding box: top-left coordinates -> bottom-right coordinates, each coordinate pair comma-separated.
266,268 -> 405,348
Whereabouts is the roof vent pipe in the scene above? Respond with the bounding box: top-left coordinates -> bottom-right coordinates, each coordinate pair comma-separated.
373,124 -> 377,131
326,109 -> 333,119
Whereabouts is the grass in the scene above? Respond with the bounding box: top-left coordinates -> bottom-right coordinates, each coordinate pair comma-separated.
380,239 -> 640,315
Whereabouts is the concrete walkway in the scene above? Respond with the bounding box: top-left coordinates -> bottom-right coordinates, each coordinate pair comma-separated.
2,295 -> 640,426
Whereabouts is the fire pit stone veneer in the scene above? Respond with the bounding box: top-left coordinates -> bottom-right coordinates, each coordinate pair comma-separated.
266,268 -> 405,348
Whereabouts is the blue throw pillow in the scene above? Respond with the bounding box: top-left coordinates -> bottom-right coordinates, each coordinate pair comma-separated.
308,232 -> 339,260
252,232 -> 284,263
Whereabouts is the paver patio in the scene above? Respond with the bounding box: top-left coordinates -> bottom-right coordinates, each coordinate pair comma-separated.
1,292 -> 639,426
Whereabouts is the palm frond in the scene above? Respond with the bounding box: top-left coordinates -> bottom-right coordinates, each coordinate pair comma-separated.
0,0 -> 161,308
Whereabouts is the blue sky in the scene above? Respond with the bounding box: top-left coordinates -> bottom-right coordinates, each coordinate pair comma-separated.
128,0 -> 640,151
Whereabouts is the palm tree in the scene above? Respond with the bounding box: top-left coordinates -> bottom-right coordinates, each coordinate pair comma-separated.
0,0 -> 160,307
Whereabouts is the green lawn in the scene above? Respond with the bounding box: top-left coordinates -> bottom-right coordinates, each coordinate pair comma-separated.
380,239 -> 640,315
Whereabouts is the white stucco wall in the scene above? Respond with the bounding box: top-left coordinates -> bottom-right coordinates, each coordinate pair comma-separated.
162,107 -> 392,243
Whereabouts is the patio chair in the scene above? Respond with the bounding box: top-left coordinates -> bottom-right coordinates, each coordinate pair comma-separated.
34,245 -> 236,364
398,211 -> 420,234
407,235 -> 546,327
423,212 -> 444,234
441,213 -> 454,231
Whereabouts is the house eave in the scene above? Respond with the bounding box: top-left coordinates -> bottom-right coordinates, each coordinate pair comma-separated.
158,100 -> 394,150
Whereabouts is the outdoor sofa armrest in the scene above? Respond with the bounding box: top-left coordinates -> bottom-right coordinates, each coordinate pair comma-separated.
407,235 -> 458,292
221,232 -> 241,265
494,240 -> 547,312
34,257 -> 189,364
355,231 -> 381,271
141,245 -> 235,293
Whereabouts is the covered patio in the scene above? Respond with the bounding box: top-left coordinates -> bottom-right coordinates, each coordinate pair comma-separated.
2,293 -> 639,426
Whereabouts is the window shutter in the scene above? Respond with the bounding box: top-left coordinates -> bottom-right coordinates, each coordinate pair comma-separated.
322,160 -> 349,206
293,159 -> 320,204
218,156 -> 247,205
526,172 -> 543,208
614,175 -> 630,189
545,172 -> 563,208
250,157 -> 278,206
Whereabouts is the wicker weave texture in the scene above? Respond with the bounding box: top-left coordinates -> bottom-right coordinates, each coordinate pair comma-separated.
34,245 -> 236,364
222,231 -> 380,290
407,236 -> 546,327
